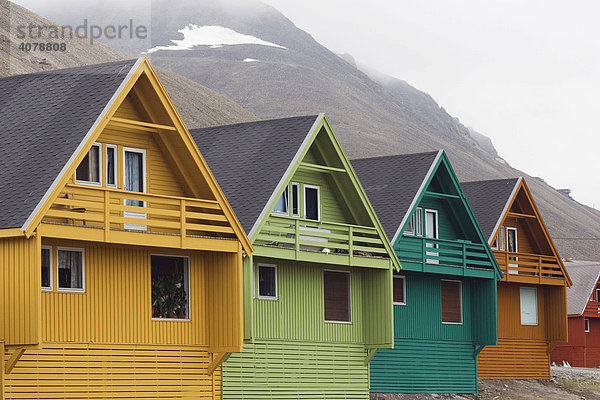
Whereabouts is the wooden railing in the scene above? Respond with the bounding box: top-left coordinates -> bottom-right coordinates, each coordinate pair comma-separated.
42,184 -> 235,246
493,250 -> 564,283
255,215 -> 389,259
396,235 -> 494,270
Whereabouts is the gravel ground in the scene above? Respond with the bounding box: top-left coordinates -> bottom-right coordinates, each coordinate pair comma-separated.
369,367 -> 600,400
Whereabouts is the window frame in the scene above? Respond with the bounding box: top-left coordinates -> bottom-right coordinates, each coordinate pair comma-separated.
122,146 -> 147,194
255,263 -> 278,300
506,227 -> 518,253
519,286 -> 538,326
56,246 -> 85,293
291,182 -> 300,217
323,269 -> 352,324
596,288 -> 600,302
272,186 -> 289,215
74,142 -> 102,187
150,254 -> 191,321
393,275 -> 406,305
41,245 -> 53,292
303,184 -> 321,221
498,226 -> 506,251
415,207 -> 423,236
404,214 -> 415,235
585,318 -> 591,332
105,143 -> 118,188
441,279 -> 463,325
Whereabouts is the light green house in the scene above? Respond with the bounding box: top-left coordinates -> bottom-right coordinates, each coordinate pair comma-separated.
190,114 -> 400,399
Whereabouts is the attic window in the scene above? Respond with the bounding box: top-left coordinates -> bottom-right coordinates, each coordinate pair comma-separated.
273,187 -> 288,214
304,185 -> 320,221
596,288 -> 600,302
75,143 -> 101,185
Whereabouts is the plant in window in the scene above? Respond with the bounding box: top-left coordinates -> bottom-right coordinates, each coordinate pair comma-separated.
151,256 -> 189,319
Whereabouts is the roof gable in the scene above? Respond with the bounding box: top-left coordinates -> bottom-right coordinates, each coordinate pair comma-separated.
564,261 -> 600,315
2,58 -> 252,253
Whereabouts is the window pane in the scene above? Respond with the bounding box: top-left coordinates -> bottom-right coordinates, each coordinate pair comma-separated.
441,280 -> 462,323
107,146 -> 116,186
425,211 -> 438,239
125,150 -> 144,207
258,266 -> 277,298
41,248 -> 51,289
415,208 -> 423,236
324,271 -> 350,322
520,287 -> 538,325
75,145 -> 100,183
393,276 -> 405,304
585,318 -> 590,332
151,255 -> 189,319
58,249 -> 83,290
404,216 -> 415,235
305,187 -> 319,220
291,184 -> 299,216
273,187 -> 288,214
499,227 -> 506,250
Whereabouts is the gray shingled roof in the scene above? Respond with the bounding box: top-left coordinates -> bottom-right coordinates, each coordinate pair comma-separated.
189,115 -> 319,235
0,59 -> 137,229
461,178 -> 520,241
351,152 -> 439,240
564,261 -> 600,315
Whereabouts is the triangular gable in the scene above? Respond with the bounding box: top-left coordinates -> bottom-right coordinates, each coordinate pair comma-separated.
492,178 -> 571,286
564,261 -> 600,315
254,114 -> 401,271
396,151 -> 502,279
20,57 -> 252,254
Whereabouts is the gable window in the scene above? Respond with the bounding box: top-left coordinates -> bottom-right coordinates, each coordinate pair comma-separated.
520,287 -> 538,325
151,255 -> 190,320
304,185 -> 320,221
415,207 -> 423,236
75,143 -> 101,185
106,144 -> 117,187
491,236 -> 498,250
257,264 -> 277,299
291,183 -> 300,217
273,186 -> 289,214
393,275 -> 406,305
498,226 -> 506,251
324,270 -> 351,323
441,280 -> 462,324
57,247 -> 84,292
596,288 -> 600,302
41,246 -> 52,291
585,318 -> 591,332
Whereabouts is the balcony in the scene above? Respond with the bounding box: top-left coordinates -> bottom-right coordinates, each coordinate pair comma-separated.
254,215 -> 391,268
395,236 -> 497,278
493,250 -> 565,285
39,184 -> 239,252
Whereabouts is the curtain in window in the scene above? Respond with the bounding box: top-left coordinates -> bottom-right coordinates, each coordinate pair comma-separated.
125,151 -> 144,207
58,250 -> 82,289
89,146 -> 99,182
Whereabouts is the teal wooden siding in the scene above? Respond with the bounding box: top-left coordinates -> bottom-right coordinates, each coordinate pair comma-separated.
370,337 -> 477,393
223,339 -> 369,399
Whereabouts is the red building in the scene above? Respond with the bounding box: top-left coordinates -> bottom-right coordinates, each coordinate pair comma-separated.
551,261 -> 600,367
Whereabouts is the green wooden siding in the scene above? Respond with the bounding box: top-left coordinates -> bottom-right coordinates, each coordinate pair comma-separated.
370,337 -> 477,393
223,339 -> 369,399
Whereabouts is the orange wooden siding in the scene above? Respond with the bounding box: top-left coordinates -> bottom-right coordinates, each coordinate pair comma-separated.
478,338 -> 549,379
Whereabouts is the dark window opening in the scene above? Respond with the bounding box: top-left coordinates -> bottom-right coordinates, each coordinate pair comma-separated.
151,255 -> 189,319
324,270 -> 351,322
393,276 -> 405,304
441,280 -> 462,324
41,247 -> 51,289
258,265 -> 277,298
305,186 -> 319,220
75,144 -> 100,183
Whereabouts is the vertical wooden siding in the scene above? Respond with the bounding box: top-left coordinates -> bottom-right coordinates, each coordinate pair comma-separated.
3,343 -> 220,399
552,317 -> 600,367
362,267 -> 393,348
41,239 -> 208,345
252,258 -> 364,343
223,339 -> 368,399
0,236 -> 40,345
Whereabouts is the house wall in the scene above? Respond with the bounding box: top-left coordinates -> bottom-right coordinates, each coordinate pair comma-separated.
501,215 -> 538,255
552,316 -> 600,367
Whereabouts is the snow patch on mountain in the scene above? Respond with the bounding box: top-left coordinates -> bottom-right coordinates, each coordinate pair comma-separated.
243,58 -> 260,62
145,25 -> 286,53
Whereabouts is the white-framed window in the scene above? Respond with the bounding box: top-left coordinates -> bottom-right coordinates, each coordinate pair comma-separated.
491,236 -> 498,250
75,143 -> 102,186
255,264 -> 278,300
123,147 -> 147,196
41,246 -> 52,291
596,288 -> 600,302
273,186 -> 289,215
323,270 -> 351,323
291,182 -> 300,217
106,144 -> 118,187
585,318 -> 591,332
304,184 -> 320,221
498,226 -> 506,251
57,247 -> 85,292
415,207 -> 423,236
393,275 -> 406,305
151,255 -> 190,320
441,279 -> 462,324
520,287 -> 538,325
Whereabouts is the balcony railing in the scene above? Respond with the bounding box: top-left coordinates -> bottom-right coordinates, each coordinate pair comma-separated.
493,250 -> 564,284
41,184 -> 236,250
255,215 -> 390,267
396,235 -> 495,272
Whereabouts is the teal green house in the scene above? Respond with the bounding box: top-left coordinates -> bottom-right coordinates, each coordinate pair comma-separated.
353,151 -> 502,394
190,114 -> 400,399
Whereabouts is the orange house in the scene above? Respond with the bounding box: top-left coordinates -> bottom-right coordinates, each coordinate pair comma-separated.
463,177 -> 571,379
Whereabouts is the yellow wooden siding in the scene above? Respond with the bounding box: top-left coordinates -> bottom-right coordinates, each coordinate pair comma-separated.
478,338 -> 550,379
0,236 -> 40,345
496,283 -> 546,339
41,239 -> 207,345
3,342 -> 221,399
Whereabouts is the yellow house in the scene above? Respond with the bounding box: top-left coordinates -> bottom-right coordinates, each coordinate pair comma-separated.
0,58 -> 252,399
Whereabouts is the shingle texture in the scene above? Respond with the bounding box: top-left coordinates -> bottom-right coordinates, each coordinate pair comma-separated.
461,178 -> 520,240
351,152 -> 439,240
0,59 -> 136,229
189,115 -> 318,235
564,261 -> 600,315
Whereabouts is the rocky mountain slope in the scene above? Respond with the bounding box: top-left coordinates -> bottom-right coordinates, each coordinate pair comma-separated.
7,0 -> 600,260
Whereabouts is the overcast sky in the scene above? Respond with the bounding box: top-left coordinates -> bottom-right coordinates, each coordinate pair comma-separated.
13,0 -> 600,208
